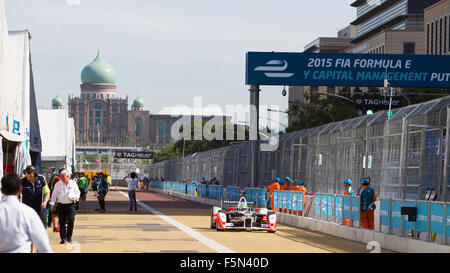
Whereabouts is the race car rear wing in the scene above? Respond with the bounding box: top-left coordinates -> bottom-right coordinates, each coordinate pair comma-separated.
222,200 -> 257,209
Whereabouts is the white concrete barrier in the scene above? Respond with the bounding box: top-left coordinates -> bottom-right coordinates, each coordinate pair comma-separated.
277,212 -> 450,253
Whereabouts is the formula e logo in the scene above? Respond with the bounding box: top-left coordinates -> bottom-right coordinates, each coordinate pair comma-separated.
254,60 -> 294,78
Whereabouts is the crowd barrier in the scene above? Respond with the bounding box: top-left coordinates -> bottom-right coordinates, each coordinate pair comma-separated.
380,199 -> 450,243
149,181 -> 450,245
226,186 -> 241,201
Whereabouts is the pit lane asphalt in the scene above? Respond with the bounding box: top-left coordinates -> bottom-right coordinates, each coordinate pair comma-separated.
46,188 -> 393,253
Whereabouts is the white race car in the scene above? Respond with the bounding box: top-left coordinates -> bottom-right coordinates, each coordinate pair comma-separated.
210,197 -> 277,232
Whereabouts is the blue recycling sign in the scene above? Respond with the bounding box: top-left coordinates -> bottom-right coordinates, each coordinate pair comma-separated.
246,52 -> 450,88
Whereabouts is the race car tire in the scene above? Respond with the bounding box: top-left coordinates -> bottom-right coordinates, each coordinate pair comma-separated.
216,210 -> 226,231
210,210 -> 217,229
267,212 -> 277,233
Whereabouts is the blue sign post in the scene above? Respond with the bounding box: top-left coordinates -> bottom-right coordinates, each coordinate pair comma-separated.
246,52 -> 450,88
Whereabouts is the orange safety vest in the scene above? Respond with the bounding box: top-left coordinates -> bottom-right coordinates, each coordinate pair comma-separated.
296,185 -> 307,195
267,182 -> 281,195
281,182 -> 292,191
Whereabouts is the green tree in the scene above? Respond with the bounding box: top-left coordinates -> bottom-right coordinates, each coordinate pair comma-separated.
287,88 -> 355,132
152,121 -> 250,162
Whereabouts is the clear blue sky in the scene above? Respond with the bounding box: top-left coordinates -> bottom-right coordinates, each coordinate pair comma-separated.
5,0 -> 355,128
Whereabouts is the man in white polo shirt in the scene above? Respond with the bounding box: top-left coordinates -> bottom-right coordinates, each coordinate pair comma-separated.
0,173 -> 53,253
50,169 -> 80,244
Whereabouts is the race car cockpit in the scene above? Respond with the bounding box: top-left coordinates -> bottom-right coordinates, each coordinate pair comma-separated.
237,196 -> 250,211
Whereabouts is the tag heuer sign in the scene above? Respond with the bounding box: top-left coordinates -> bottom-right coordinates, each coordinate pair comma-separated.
114,151 -> 154,159
354,94 -> 403,116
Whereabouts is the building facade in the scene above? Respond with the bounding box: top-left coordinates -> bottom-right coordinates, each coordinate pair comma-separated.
424,0 -> 450,55
288,26 -> 356,126
68,51 -> 134,146
65,51 -> 231,148
347,0 -> 439,55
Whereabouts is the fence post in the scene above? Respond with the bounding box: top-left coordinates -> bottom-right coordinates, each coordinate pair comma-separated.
443,106 -> 450,203
388,198 -> 392,235
334,194 -> 336,223
428,200 -> 431,242
401,200 -> 405,237
444,203 -> 447,245
350,195 -> 353,227
399,116 -> 408,200
412,200 -> 417,238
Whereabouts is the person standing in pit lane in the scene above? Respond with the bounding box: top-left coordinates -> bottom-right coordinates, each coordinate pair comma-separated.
50,169 -> 80,244
20,165 -> 51,227
96,173 -> 109,213
143,175 -> 150,192
124,172 -> 139,213
77,173 -> 89,213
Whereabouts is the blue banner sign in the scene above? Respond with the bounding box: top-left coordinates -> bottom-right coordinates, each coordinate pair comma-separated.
246,52 -> 450,88
403,201 -> 416,231
299,192 -> 304,212
273,191 -> 278,210
287,191 -> 292,211
391,201 -> 402,229
446,204 -> 450,237
327,195 -> 334,217
292,192 -> 298,212
321,195 -> 328,216
380,200 -> 390,227
277,191 -> 282,210
351,197 -> 360,221
416,202 -> 429,233
430,203 -> 444,235
282,191 -> 287,210
315,194 -> 321,215
335,196 -> 343,219
343,196 -> 351,220
257,189 -> 266,207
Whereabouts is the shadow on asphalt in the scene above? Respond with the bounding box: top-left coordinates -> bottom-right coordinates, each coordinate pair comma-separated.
80,199 -> 212,217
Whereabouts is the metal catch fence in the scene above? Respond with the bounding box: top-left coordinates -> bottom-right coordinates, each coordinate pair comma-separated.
147,96 -> 450,202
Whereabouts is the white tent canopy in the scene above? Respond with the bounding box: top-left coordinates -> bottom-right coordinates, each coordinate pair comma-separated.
38,109 -> 76,171
0,0 -> 32,178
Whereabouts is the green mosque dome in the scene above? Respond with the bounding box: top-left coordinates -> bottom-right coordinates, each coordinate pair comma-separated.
52,96 -> 64,107
81,50 -> 116,84
133,97 -> 144,107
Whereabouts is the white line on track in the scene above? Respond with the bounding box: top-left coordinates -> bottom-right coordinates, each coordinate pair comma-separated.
118,191 -> 235,253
